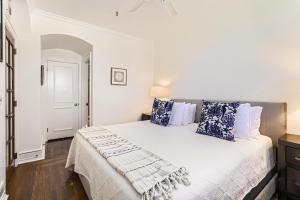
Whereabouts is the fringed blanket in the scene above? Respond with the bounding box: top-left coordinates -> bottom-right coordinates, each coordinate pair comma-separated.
78,126 -> 190,200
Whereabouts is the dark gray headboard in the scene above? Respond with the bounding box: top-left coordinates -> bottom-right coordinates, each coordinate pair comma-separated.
175,99 -> 287,147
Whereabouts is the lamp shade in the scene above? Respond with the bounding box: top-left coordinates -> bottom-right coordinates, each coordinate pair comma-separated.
150,86 -> 169,98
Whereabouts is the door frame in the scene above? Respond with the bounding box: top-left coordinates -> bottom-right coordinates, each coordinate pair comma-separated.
84,53 -> 92,127
88,52 -> 93,126
41,51 -> 93,143
5,28 -> 16,185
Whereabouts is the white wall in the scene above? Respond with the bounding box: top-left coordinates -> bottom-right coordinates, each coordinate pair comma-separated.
154,0 -> 300,133
16,34 -> 42,161
12,9 -> 154,158
31,10 -> 154,127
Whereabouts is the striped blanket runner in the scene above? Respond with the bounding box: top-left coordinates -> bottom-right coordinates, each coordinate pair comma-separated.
78,126 -> 190,200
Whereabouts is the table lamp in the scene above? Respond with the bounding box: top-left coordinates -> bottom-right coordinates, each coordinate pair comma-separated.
150,86 -> 170,100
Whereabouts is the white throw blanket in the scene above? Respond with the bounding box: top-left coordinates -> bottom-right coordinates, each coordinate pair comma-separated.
78,126 -> 191,200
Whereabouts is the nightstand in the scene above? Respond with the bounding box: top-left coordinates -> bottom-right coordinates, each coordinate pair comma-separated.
278,134 -> 300,200
141,113 -> 151,121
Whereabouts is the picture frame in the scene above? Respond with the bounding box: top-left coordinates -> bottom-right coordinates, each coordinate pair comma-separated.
0,0 -> 3,62
111,67 -> 127,86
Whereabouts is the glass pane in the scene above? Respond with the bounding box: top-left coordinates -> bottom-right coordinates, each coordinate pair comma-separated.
10,140 -> 13,163
5,117 -> 8,141
6,144 -> 9,167
9,43 -> 13,66
5,39 -> 8,64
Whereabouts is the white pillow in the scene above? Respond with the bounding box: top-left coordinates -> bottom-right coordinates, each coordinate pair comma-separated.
169,102 -> 197,126
169,102 -> 186,126
234,104 -> 263,139
189,104 -> 197,123
233,103 -> 251,139
249,106 -> 263,138
182,103 -> 191,125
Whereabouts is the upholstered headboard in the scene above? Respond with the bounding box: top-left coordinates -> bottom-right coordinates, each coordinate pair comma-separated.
174,99 -> 287,147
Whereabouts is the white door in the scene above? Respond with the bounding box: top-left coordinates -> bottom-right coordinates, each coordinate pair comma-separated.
47,61 -> 79,140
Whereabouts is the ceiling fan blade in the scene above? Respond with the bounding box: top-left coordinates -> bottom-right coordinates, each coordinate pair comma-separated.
162,0 -> 178,16
130,1 -> 147,12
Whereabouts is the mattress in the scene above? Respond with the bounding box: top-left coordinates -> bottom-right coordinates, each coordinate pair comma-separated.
66,121 -> 275,200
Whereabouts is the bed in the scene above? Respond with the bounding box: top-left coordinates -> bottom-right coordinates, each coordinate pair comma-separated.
66,100 -> 287,200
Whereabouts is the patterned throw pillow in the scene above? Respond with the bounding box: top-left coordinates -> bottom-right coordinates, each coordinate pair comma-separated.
196,101 -> 240,141
151,98 -> 174,126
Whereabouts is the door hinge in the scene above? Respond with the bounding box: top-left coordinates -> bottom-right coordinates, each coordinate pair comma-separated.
13,48 -> 17,55
47,128 -> 49,133
13,100 -> 17,107
14,152 -> 18,159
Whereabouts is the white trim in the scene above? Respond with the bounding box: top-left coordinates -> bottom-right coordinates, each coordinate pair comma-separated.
17,146 -> 45,165
53,128 -> 73,132
26,0 -> 34,14
89,51 -> 93,125
0,194 -> 8,200
78,58 -> 83,128
5,20 -> 17,40
0,181 -> 7,200
15,138 -> 46,165
4,0 -> 17,39
5,16 -> 17,40
31,9 -> 151,42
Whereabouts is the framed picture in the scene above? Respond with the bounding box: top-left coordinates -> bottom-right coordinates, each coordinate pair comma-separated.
0,0 -> 2,62
111,67 -> 127,86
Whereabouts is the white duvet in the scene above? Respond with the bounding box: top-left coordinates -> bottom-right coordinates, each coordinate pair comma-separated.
66,121 -> 275,200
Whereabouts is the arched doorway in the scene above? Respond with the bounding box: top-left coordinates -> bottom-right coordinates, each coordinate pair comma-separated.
41,34 -> 93,141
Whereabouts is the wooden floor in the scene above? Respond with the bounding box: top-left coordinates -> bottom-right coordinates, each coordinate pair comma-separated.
7,138 -> 88,200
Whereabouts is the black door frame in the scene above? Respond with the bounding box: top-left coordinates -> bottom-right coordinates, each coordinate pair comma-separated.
5,29 -> 16,185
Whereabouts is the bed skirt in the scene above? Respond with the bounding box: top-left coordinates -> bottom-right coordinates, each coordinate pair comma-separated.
78,171 -> 277,200
79,174 -> 92,200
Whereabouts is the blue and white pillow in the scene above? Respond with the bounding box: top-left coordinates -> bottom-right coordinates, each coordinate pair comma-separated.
196,101 -> 240,141
151,98 -> 174,126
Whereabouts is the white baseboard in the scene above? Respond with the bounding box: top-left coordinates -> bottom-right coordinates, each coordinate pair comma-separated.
17,146 -> 45,165
47,132 -> 75,141
0,194 -> 8,200
0,181 -> 8,200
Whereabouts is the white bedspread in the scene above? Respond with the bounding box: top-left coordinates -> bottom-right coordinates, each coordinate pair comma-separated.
66,121 -> 275,200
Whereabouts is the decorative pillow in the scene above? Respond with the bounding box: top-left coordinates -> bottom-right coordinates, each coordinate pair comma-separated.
196,101 -> 240,141
151,98 -> 174,126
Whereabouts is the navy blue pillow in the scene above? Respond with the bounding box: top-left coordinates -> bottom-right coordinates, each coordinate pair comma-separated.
150,98 -> 174,126
196,101 -> 240,141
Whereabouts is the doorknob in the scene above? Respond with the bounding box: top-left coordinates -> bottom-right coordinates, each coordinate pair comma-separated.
74,103 -> 79,107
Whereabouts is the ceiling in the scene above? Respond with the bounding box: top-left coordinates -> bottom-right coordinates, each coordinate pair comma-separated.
29,0 -> 189,40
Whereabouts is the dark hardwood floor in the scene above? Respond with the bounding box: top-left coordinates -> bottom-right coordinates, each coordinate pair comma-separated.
7,138 -> 88,200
